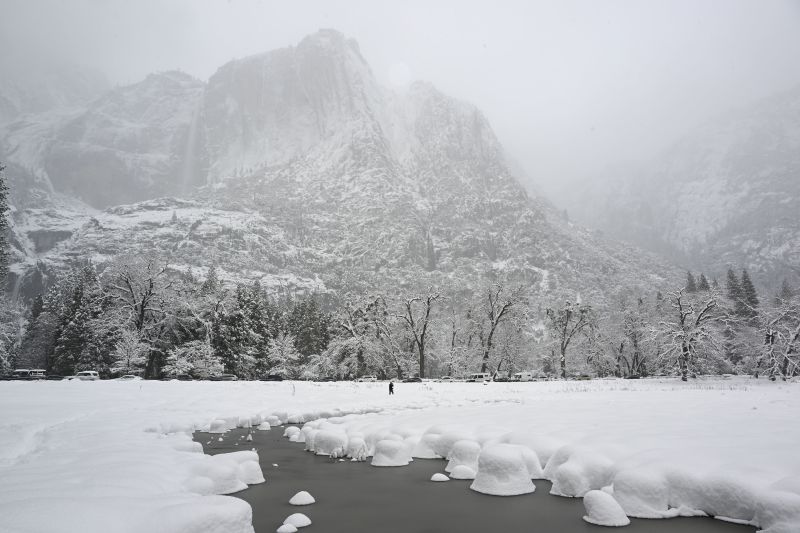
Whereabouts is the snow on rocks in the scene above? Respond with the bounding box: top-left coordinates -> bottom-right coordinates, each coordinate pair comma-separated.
289,491 -> 316,505
210,419 -> 230,434
612,468 -> 671,518
276,525 -> 297,533
445,440 -> 481,474
283,513 -> 312,527
431,473 -> 450,482
283,426 -> 300,438
450,465 -> 477,480
310,430 -> 348,458
371,439 -> 412,467
582,490 -> 631,527
470,444 -> 536,496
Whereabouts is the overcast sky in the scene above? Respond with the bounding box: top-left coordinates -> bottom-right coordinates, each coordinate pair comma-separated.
3,0 -> 800,201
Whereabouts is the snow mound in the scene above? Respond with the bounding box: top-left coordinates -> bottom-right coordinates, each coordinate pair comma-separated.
445,439 -> 480,473
312,430 -> 348,458
613,468 -> 670,518
209,419 -> 229,434
582,490 -> 630,527
284,513 -> 312,527
470,444 -> 536,496
371,439 -> 411,467
450,464 -> 477,480
141,494 -> 254,533
283,426 -> 300,438
289,491 -> 315,505
186,451 -> 263,494
431,473 -> 449,482
257,422 -> 272,430
346,437 -> 369,461
277,525 -> 297,533
411,432 -> 441,459
265,415 -> 282,426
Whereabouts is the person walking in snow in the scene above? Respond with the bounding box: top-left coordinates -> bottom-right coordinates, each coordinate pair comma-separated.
389,381 -> 394,395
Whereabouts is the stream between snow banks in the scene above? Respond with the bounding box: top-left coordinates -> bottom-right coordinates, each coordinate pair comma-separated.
194,427 -> 757,533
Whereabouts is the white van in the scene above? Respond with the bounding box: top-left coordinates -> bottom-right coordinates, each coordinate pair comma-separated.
76,371 -> 100,381
466,372 -> 491,382
511,371 -> 533,382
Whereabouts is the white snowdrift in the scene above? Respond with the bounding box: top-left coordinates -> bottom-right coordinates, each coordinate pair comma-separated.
1,378 -> 798,533
582,490 -> 630,526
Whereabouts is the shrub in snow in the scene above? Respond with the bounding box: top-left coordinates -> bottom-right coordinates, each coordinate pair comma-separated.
371,439 -> 411,467
284,513 -> 312,527
289,491 -> 315,505
449,465 -> 476,480
582,490 -> 630,527
431,473 -> 450,482
283,426 -> 300,438
312,430 -> 348,458
445,440 -> 481,474
470,444 -> 536,496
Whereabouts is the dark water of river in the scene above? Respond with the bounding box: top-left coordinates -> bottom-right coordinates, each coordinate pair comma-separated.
194,428 -> 756,533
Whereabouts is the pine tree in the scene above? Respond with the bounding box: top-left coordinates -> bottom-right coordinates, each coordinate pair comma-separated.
200,265 -> 220,295
776,279 -> 795,306
726,268 -> 747,317
0,163 -> 10,285
740,269 -> 759,318
697,273 -> 710,292
685,272 -> 698,293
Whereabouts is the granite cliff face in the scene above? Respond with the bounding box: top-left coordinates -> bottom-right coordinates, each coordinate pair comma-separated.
3,30 -> 679,301
568,87 -> 800,287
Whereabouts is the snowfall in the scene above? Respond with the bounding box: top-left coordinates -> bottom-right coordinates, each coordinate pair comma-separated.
1,378 -> 798,533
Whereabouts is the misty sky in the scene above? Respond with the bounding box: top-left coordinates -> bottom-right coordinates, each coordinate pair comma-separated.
3,0 -> 800,202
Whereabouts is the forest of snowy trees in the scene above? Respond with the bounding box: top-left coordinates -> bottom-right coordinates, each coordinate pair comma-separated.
1,250 -> 798,382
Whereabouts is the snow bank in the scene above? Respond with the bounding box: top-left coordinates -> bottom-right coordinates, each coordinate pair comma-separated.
582,490 -> 630,527
470,444 -> 536,496
2,378 -> 798,533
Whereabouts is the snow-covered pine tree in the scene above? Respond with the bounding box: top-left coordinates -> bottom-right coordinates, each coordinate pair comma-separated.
740,269 -> 759,318
686,271 -> 698,293
776,279 -> 795,306
110,328 -> 148,376
726,268 -> 748,317
267,332 -> 301,379
697,273 -> 711,292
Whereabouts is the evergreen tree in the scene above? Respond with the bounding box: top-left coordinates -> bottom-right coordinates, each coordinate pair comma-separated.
726,268 -> 747,317
0,163 -> 10,285
287,298 -> 332,358
697,273 -> 710,292
776,279 -> 795,306
200,265 -> 220,296
685,272 -> 697,293
739,269 -> 759,318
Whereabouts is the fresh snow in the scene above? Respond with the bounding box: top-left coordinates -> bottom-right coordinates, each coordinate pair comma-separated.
583,489 -> 631,527
289,491 -> 315,505
1,378 -> 799,533
430,473 -> 450,482
283,513 -> 312,528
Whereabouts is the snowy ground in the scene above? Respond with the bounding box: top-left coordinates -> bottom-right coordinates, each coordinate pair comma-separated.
0,378 -> 797,533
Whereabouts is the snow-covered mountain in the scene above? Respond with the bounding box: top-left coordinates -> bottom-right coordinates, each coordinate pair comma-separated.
568,87 -> 800,288
3,30 -> 679,301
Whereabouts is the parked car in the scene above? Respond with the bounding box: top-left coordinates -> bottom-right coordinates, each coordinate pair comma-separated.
11,369 -> 32,380
117,375 -> 143,381
261,374 -> 283,381
511,371 -> 534,382
29,369 -> 47,380
402,376 -> 422,383
76,371 -> 100,381
357,375 -> 377,382
436,376 -> 454,382
466,372 -> 491,382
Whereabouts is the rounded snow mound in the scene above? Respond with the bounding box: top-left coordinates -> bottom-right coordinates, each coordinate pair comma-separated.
209,419 -> 229,434
582,490 -> 630,527
470,444 -> 536,496
445,440 -> 481,473
450,464 -> 477,480
431,473 -> 450,482
312,430 -> 348,458
289,491 -> 315,505
283,427 -> 300,438
347,437 -> 369,461
371,439 -> 411,467
284,512 -> 312,527
277,525 -> 297,533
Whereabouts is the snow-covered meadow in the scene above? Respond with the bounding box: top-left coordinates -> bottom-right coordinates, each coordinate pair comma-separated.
0,378 -> 798,533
